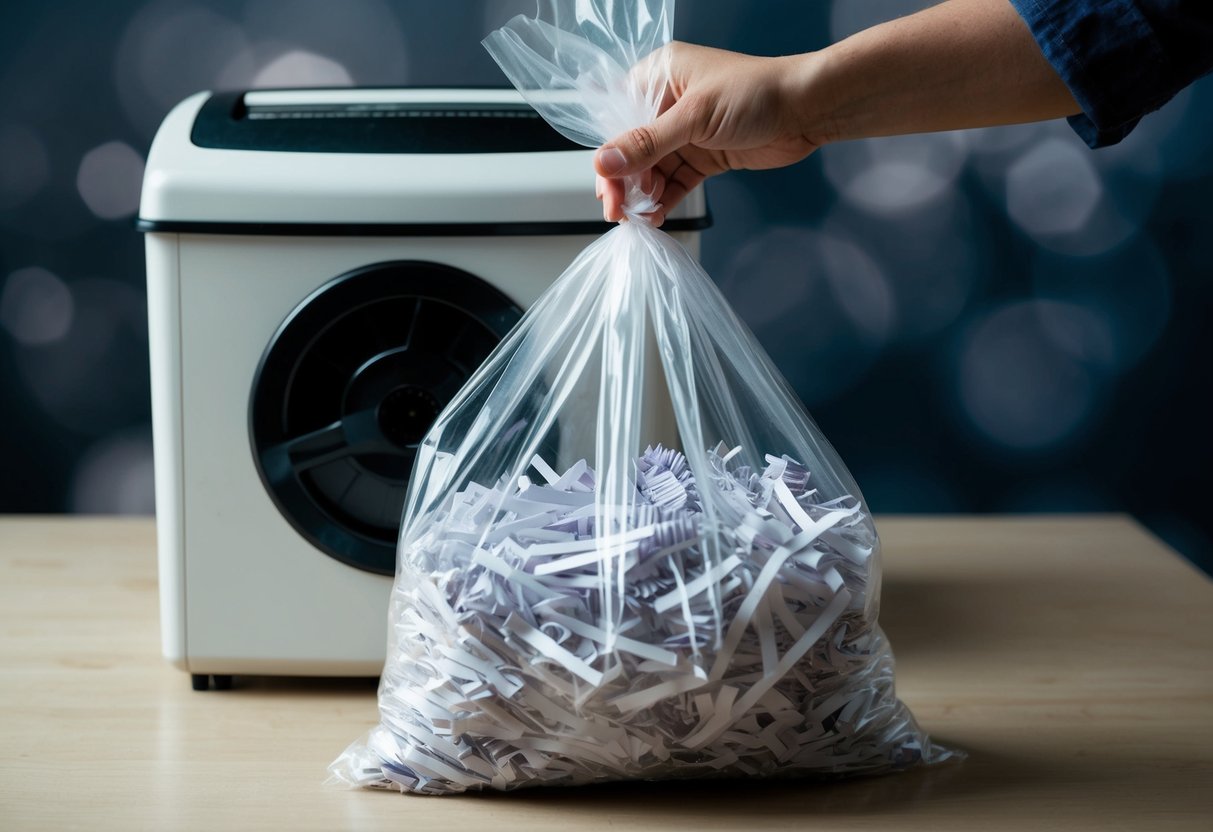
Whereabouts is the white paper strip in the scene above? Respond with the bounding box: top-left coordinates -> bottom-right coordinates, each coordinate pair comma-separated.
504,613 -> 605,686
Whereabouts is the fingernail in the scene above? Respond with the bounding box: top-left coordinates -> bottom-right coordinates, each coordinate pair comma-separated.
597,146 -> 626,175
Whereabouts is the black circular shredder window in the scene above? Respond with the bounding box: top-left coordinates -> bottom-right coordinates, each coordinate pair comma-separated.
250,260 -> 522,575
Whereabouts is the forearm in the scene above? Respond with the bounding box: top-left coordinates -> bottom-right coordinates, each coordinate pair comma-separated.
796,0 -> 1081,144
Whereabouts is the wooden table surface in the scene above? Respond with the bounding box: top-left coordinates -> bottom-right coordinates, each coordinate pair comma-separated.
1,515 -> 1210,831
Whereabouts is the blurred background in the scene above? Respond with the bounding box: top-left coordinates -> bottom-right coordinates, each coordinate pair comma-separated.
1,0 -> 1210,573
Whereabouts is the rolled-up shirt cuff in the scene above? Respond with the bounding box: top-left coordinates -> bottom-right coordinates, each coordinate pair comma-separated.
1008,0 -> 1179,148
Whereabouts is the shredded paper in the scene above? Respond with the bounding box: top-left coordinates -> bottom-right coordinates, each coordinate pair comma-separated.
330,445 -> 944,794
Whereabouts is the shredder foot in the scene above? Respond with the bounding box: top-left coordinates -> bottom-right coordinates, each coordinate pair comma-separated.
191,674 -> 234,691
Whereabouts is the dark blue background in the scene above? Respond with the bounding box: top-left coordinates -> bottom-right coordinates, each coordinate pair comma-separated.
1,1 -> 1210,573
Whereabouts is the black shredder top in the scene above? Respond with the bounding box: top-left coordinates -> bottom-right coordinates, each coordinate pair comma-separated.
190,91 -> 584,154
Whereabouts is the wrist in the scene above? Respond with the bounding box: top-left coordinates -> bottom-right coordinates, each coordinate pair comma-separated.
777,50 -> 842,149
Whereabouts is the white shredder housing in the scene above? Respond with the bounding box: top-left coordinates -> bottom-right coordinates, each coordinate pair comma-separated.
140,87 -> 708,685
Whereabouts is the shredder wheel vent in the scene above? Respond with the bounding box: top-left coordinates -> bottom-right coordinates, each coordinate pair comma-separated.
249,260 -> 522,575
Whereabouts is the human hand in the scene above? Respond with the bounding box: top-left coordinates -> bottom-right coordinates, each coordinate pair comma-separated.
594,42 -> 821,226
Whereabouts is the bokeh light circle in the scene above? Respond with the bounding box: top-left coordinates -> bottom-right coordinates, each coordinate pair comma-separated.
956,300 -> 1103,451
824,190 -> 981,342
1031,239 -> 1172,374
77,141 -> 145,220
114,3 -> 251,137
992,122 -> 1162,257
1006,136 -> 1102,237
0,267 -> 74,346
70,428 -> 156,514
721,226 -> 893,405
251,50 -> 353,87
13,277 -> 149,436
0,125 -> 51,211
240,0 -> 407,83
821,131 -> 969,215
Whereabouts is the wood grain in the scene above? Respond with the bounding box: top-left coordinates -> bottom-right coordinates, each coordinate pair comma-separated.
1,515 -> 1210,831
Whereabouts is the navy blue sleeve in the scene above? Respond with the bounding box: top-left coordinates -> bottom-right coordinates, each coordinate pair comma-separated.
1008,0 -> 1213,147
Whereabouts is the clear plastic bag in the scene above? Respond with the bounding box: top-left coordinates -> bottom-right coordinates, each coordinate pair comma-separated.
330,0 -> 952,794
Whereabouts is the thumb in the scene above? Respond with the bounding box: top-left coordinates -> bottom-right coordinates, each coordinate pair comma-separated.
594,98 -> 697,178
